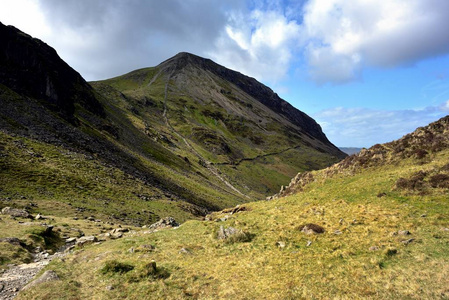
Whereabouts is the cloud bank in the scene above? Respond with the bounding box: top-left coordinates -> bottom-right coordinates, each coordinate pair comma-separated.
301,0 -> 449,83
35,0 -> 237,80
2,0 -> 449,84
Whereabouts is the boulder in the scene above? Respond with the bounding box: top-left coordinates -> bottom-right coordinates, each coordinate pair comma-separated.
148,217 -> 179,231
75,236 -> 98,247
217,226 -> 251,243
217,226 -> 238,240
1,207 -> 32,218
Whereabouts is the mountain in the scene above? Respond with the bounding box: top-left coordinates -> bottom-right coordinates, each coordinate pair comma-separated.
0,23 -> 344,228
91,52 -> 345,199
16,116 -> 449,299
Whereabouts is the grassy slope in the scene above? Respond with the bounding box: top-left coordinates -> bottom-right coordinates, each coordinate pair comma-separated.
92,65 -> 342,200
0,131 -> 213,226
19,147 -> 449,299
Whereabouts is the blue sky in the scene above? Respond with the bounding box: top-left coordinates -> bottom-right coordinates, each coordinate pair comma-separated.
1,0 -> 449,147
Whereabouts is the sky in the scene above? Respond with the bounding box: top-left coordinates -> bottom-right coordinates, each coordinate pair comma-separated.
1,0 -> 449,147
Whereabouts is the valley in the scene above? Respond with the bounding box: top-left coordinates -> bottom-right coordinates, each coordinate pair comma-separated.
0,21 -> 448,299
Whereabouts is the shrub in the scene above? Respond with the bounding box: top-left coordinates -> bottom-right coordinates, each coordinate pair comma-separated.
429,173 -> 449,188
395,171 -> 426,191
414,149 -> 428,159
100,260 -> 134,275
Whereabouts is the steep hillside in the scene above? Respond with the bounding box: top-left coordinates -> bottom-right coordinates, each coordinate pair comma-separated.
0,23 -> 343,228
0,22 -> 229,227
17,118 -> 449,299
92,52 -> 345,199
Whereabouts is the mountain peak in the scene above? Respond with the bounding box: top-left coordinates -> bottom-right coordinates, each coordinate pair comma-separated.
158,52 -> 215,72
156,52 -> 338,146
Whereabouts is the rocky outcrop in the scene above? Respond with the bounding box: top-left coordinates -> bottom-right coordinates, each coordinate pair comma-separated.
0,22 -> 104,120
147,217 -> 179,231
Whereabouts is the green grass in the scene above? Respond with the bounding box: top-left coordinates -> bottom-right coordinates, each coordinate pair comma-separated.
18,148 -> 449,299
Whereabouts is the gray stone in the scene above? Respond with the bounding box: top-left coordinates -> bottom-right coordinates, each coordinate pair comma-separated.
217,226 -> 240,240
148,217 -> 179,231
1,207 -> 31,218
110,232 -> 123,239
179,247 -> 191,254
75,236 -> 98,247
65,237 -> 76,243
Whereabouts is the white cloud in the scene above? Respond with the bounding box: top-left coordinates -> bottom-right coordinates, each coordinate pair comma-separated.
209,9 -> 301,83
313,104 -> 448,147
301,0 -> 449,83
0,0 -> 51,38
1,0 -> 237,81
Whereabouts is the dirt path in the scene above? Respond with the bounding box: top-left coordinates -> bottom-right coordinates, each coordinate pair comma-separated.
0,251 -> 64,299
162,70 -> 248,198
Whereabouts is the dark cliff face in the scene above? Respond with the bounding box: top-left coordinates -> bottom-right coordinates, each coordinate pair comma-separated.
160,52 -> 331,145
0,22 -> 104,120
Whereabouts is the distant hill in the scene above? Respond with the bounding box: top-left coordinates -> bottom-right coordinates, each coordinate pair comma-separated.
339,147 -> 362,155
